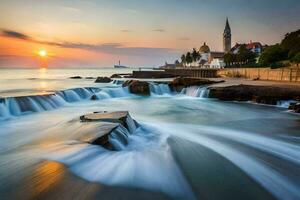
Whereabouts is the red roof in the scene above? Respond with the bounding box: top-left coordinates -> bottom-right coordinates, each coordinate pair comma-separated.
246,42 -> 262,49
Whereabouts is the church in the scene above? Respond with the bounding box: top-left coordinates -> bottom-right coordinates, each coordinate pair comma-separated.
198,18 -> 231,69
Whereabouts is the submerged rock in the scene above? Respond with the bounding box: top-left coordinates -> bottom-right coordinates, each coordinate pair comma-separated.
169,77 -> 224,92
209,85 -> 300,105
288,103 -> 300,113
95,77 -> 112,83
122,80 -> 150,95
111,74 -> 122,78
70,76 -> 82,79
90,94 -> 98,100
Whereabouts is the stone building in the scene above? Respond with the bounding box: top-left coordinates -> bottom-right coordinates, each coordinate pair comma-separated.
223,18 -> 231,53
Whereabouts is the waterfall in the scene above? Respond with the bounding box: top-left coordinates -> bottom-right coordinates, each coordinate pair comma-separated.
93,87 -> 131,99
0,86 -> 131,119
182,86 -> 210,98
126,114 -> 137,134
149,83 -> 172,95
109,124 -> 130,150
112,80 -> 124,85
276,100 -> 298,108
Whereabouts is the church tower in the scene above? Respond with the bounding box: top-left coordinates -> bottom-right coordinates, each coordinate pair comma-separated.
223,18 -> 231,53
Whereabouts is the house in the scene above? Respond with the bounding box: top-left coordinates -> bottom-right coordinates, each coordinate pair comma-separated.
210,58 -> 226,69
246,41 -> 263,55
231,41 -> 263,55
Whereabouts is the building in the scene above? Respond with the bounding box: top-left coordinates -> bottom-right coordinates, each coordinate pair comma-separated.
231,41 -> 263,55
210,58 -> 226,68
246,41 -> 263,55
198,42 -> 210,62
223,18 -> 231,53
198,42 -> 225,69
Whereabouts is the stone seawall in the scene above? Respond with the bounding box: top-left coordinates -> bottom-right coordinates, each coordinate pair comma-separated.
164,68 -> 218,78
218,67 -> 300,82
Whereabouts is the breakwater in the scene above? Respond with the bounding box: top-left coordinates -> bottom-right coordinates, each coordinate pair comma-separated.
218,67 -> 300,82
164,68 -> 218,78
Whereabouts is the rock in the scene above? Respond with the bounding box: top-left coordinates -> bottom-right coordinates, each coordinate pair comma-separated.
90,94 -> 98,100
169,77 -> 224,92
80,111 -> 131,127
209,85 -> 300,105
80,111 -> 138,150
95,77 -> 112,83
85,77 -> 94,79
80,122 -> 119,148
111,74 -> 122,78
288,102 -> 300,113
70,76 -> 82,79
122,80 -> 150,95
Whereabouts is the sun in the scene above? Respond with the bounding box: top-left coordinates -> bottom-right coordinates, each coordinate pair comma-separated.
39,50 -> 47,57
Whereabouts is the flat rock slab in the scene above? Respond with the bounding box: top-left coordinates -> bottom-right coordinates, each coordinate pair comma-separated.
80,111 -> 129,123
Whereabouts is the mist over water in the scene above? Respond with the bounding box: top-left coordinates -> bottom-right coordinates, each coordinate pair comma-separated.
0,69 -> 299,199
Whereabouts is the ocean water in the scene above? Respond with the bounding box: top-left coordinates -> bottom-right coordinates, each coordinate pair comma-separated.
0,68 -> 300,200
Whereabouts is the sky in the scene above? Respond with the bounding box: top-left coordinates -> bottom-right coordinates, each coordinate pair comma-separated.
0,0 -> 299,68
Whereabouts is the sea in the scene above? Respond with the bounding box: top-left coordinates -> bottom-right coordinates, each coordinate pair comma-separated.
0,68 -> 299,200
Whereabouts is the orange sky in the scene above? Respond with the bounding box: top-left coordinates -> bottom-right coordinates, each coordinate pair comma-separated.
0,0 -> 299,68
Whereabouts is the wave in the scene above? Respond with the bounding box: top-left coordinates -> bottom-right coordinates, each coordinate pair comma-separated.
46,123 -> 195,199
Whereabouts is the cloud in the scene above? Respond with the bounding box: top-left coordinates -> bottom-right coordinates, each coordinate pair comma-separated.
121,29 -> 132,33
152,29 -> 165,32
178,37 -> 191,41
1,30 -> 31,40
0,29 -> 176,57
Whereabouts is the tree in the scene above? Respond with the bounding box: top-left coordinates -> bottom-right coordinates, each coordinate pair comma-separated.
292,52 -> 300,67
259,44 -> 288,66
236,45 -> 256,65
224,53 -> 236,66
192,48 -> 200,66
181,54 -> 186,67
281,29 -> 300,59
185,52 -> 193,66
174,60 -> 180,65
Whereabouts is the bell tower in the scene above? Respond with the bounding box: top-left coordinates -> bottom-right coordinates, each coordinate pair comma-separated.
223,18 -> 231,53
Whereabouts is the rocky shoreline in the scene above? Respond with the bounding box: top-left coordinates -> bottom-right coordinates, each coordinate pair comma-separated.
118,77 -> 300,113
70,73 -> 300,113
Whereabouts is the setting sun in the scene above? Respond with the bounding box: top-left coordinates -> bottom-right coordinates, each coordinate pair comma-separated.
39,50 -> 47,57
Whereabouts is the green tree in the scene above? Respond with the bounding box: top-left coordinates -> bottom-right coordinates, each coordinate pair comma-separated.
181,54 -> 186,67
186,52 -> 193,66
292,52 -> 300,66
192,48 -> 200,66
224,53 -> 236,66
259,44 -> 288,66
236,45 -> 256,65
281,29 -> 300,59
